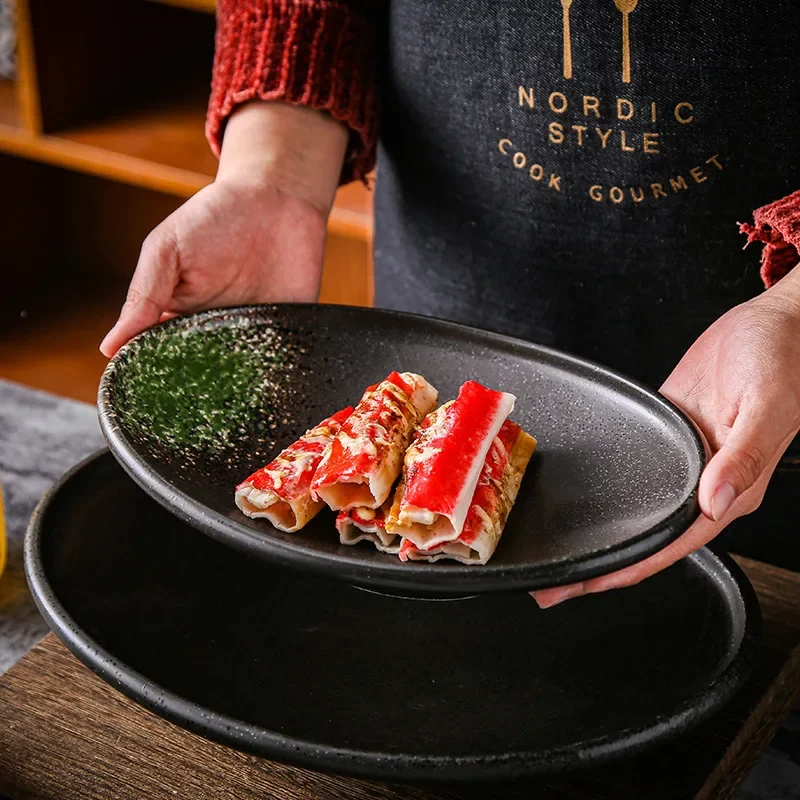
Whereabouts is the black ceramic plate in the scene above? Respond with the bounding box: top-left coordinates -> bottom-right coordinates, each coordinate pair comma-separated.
26,452 -> 759,781
98,305 -> 705,597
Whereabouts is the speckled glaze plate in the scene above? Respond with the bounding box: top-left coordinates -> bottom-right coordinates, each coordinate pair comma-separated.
25,451 -> 760,781
98,305 -> 705,597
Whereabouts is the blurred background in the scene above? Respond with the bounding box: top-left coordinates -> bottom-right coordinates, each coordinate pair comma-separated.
0,0 -> 373,404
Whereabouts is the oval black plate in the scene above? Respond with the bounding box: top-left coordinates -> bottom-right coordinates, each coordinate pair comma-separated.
98,304 -> 705,596
25,452 -> 759,781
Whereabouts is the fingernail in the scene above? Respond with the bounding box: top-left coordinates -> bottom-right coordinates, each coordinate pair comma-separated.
99,326 -> 117,356
711,482 -> 737,521
532,583 -> 585,609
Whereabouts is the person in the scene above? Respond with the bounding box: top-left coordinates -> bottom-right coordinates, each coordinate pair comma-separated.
100,0 -> 800,607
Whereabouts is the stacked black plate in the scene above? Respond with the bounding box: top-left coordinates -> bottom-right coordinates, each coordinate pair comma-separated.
25,305 -> 760,781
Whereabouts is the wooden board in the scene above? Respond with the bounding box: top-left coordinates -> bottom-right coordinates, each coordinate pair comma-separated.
0,556 -> 798,800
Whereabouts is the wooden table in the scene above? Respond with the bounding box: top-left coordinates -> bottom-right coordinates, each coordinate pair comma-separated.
0,556 -> 798,800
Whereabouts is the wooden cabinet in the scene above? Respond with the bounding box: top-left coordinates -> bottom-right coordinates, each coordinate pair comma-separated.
0,0 -> 374,309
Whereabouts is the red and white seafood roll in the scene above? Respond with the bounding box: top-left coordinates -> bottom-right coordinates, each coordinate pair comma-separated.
386,380 -> 516,548
397,420 -> 536,564
311,372 -> 437,511
235,407 -> 353,532
336,501 -> 401,554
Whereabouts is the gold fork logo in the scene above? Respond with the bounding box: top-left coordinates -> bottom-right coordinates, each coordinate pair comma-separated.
614,0 -> 639,83
559,0 -> 641,83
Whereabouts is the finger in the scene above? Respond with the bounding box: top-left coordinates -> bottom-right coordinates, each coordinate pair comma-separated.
100,231 -> 179,357
698,405 -> 792,522
531,582 -> 585,609
659,376 -> 715,460
532,513 -> 722,606
581,514 -> 721,593
534,437 -> 783,605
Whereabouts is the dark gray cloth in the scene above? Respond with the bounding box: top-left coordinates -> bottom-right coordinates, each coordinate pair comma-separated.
0,380 -> 104,673
374,0 -> 800,555
0,379 -> 795,795
374,0 -> 799,393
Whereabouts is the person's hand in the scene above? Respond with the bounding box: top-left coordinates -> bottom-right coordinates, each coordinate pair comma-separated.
100,102 -> 348,357
533,275 -> 800,608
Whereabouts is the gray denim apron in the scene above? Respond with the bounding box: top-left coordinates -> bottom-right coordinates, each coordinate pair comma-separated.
372,0 -> 800,567
374,0 -> 798,386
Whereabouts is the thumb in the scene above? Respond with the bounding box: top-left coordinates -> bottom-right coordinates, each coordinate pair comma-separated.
100,231 -> 179,357
699,406 -> 787,522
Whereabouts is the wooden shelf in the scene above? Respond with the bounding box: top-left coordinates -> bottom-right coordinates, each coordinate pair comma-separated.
0,0 -> 374,378
0,0 -> 372,241
0,273 -> 127,404
0,121 -> 209,198
0,94 -> 373,240
0,80 -> 20,129
145,0 -> 215,13
60,96 -> 217,187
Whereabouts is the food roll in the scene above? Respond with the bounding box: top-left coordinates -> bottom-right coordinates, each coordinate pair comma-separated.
311,372 -> 437,511
336,500 -> 400,554
235,407 -> 353,532
397,420 -> 536,564
386,380 -> 515,549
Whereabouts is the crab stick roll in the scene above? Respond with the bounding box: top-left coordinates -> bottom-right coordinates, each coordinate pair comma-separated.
235,407 -> 353,532
311,372 -> 437,511
336,501 -> 401,554
386,380 -> 516,548
397,420 -> 536,564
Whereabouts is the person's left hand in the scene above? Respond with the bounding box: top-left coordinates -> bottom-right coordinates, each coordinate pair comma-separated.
532,277 -> 800,608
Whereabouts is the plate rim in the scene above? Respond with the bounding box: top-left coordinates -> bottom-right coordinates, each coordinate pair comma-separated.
97,303 -> 707,595
24,450 -> 760,782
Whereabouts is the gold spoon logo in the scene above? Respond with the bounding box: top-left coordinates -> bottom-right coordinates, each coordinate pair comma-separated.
560,0 -> 574,79
614,0 -> 639,83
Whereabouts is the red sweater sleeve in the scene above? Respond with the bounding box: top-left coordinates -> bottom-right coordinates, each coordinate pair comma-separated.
740,190 -> 800,288
206,0 -> 380,185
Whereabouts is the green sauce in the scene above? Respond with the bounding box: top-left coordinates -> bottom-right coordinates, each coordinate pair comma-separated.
112,319 -> 301,460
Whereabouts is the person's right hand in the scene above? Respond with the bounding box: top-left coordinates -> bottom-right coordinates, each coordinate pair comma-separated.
100,101 -> 349,358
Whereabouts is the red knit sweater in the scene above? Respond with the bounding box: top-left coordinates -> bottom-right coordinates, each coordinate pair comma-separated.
207,0 -> 379,185
205,0 -> 799,289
